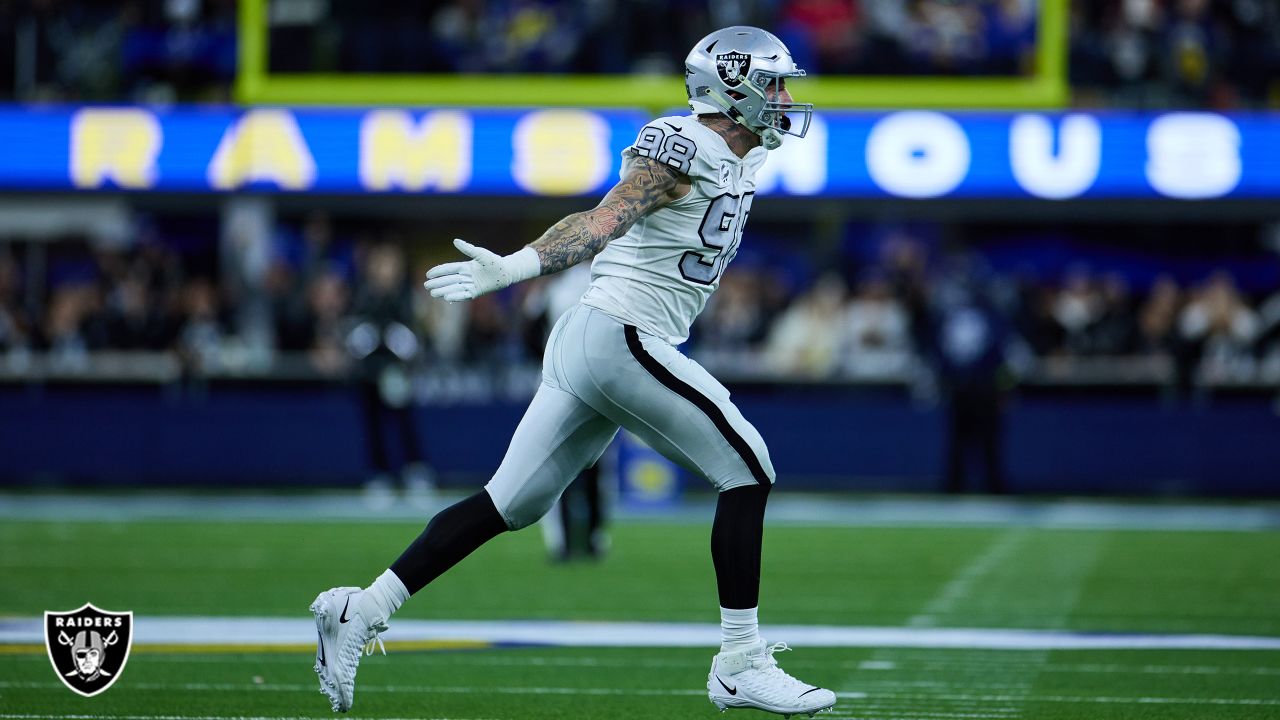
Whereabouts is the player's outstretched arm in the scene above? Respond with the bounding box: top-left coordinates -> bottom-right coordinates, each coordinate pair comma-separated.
424,157 -> 683,303
528,155 -> 684,274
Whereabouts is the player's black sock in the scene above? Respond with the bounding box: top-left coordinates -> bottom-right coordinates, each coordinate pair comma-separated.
711,483 -> 771,609
390,490 -> 509,595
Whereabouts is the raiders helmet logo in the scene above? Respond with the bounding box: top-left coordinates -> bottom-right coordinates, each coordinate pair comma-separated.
44,603 -> 133,697
716,52 -> 751,87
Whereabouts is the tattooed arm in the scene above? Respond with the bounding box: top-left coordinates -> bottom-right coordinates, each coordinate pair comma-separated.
424,157 -> 685,303
528,156 -> 687,274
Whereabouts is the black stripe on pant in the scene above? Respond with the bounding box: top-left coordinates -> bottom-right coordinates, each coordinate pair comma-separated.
623,324 -> 770,487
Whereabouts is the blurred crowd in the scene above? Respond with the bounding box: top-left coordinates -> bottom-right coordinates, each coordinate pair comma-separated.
292,0 -> 1038,78
2,0 -> 1277,108
4,215 -> 1280,389
1071,0 -> 1280,108
0,0 -> 237,103
693,240 -> 1280,387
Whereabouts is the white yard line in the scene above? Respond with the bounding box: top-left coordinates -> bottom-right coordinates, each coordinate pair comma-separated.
4,616 -> 1279,650
0,680 -> 712,696
81,655 -> 1280,677
830,710 -> 1019,719
2,682 -> 1277,707
834,707 -> 1013,712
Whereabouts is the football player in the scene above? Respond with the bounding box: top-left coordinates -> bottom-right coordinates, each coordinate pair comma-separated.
312,26 -> 837,718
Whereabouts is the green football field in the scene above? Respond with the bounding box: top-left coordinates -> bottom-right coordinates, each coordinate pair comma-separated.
2,501 -> 1280,719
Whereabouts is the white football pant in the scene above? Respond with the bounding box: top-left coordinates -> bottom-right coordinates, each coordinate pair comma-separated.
485,305 -> 775,529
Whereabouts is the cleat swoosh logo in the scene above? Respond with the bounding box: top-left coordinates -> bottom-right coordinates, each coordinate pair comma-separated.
339,597 -> 352,624
316,630 -> 327,667
716,676 -> 737,695
798,686 -> 823,697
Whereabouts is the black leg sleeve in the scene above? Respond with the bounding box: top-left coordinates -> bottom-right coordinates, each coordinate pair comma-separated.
711,483 -> 771,610
582,464 -> 603,536
390,490 -> 509,595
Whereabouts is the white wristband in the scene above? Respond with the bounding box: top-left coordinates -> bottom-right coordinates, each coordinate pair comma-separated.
507,247 -> 542,283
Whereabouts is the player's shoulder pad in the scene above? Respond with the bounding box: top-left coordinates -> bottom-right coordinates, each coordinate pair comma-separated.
625,115 -> 713,179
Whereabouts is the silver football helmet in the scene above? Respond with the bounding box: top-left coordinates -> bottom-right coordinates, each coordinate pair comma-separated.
685,26 -> 813,150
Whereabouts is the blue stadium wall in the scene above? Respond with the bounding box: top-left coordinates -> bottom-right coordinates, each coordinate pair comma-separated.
1,386 -> 1276,496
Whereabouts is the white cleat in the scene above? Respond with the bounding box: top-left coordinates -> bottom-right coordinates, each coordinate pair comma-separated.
707,641 -> 836,718
311,587 -> 388,712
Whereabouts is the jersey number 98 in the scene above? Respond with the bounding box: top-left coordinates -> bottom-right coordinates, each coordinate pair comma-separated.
680,192 -> 755,286
632,126 -> 697,175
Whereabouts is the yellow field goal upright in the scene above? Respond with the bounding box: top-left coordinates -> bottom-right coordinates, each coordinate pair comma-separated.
236,0 -> 1067,110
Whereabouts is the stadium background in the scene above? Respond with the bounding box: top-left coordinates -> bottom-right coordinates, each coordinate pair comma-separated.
1,2 -> 1279,719
1,0 -> 1278,494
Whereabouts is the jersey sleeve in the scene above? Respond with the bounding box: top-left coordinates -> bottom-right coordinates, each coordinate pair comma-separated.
622,118 -> 716,183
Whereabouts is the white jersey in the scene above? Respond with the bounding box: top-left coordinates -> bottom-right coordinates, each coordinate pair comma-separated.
580,115 -> 768,344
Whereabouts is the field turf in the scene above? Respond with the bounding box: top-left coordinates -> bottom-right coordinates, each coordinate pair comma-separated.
2,507 -> 1279,719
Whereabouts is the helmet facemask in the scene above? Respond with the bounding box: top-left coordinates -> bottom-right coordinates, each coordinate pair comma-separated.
742,70 -> 812,150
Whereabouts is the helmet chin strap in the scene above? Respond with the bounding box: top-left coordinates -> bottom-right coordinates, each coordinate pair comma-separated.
703,88 -> 784,150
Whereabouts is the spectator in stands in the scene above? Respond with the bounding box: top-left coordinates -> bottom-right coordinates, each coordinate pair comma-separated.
307,269 -> 354,377
119,0 -> 237,102
42,283 -> 100,370
347,241 -> 436,505
859,0 -> 913,74
842,269 -> 913,377
1136,274 -> 1182,356
880,232 -> 931,353
779,0 -> 861,73
463,293 -> 513,367
1221,0 -> 1280,106
1163,0 -> 1215,106
268,259 -> 308,354
981,0 -> 1038,74
697,270 -> 774,356
928,257 -> 1010,494
1012,276 -> 1064,358
1089,0 -> 1163,104
175,277 -> 226,373
1180,271 -> 1260,372
763,274 -> 846,378
1092,272 -> 1138,355
271,214 -> 352,354
906,0 -> 986,73
104,272 -> 171,351
1053,266 -> 1102,355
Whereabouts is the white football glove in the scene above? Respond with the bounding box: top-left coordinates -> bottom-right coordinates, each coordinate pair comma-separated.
424,239 -> 541,303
